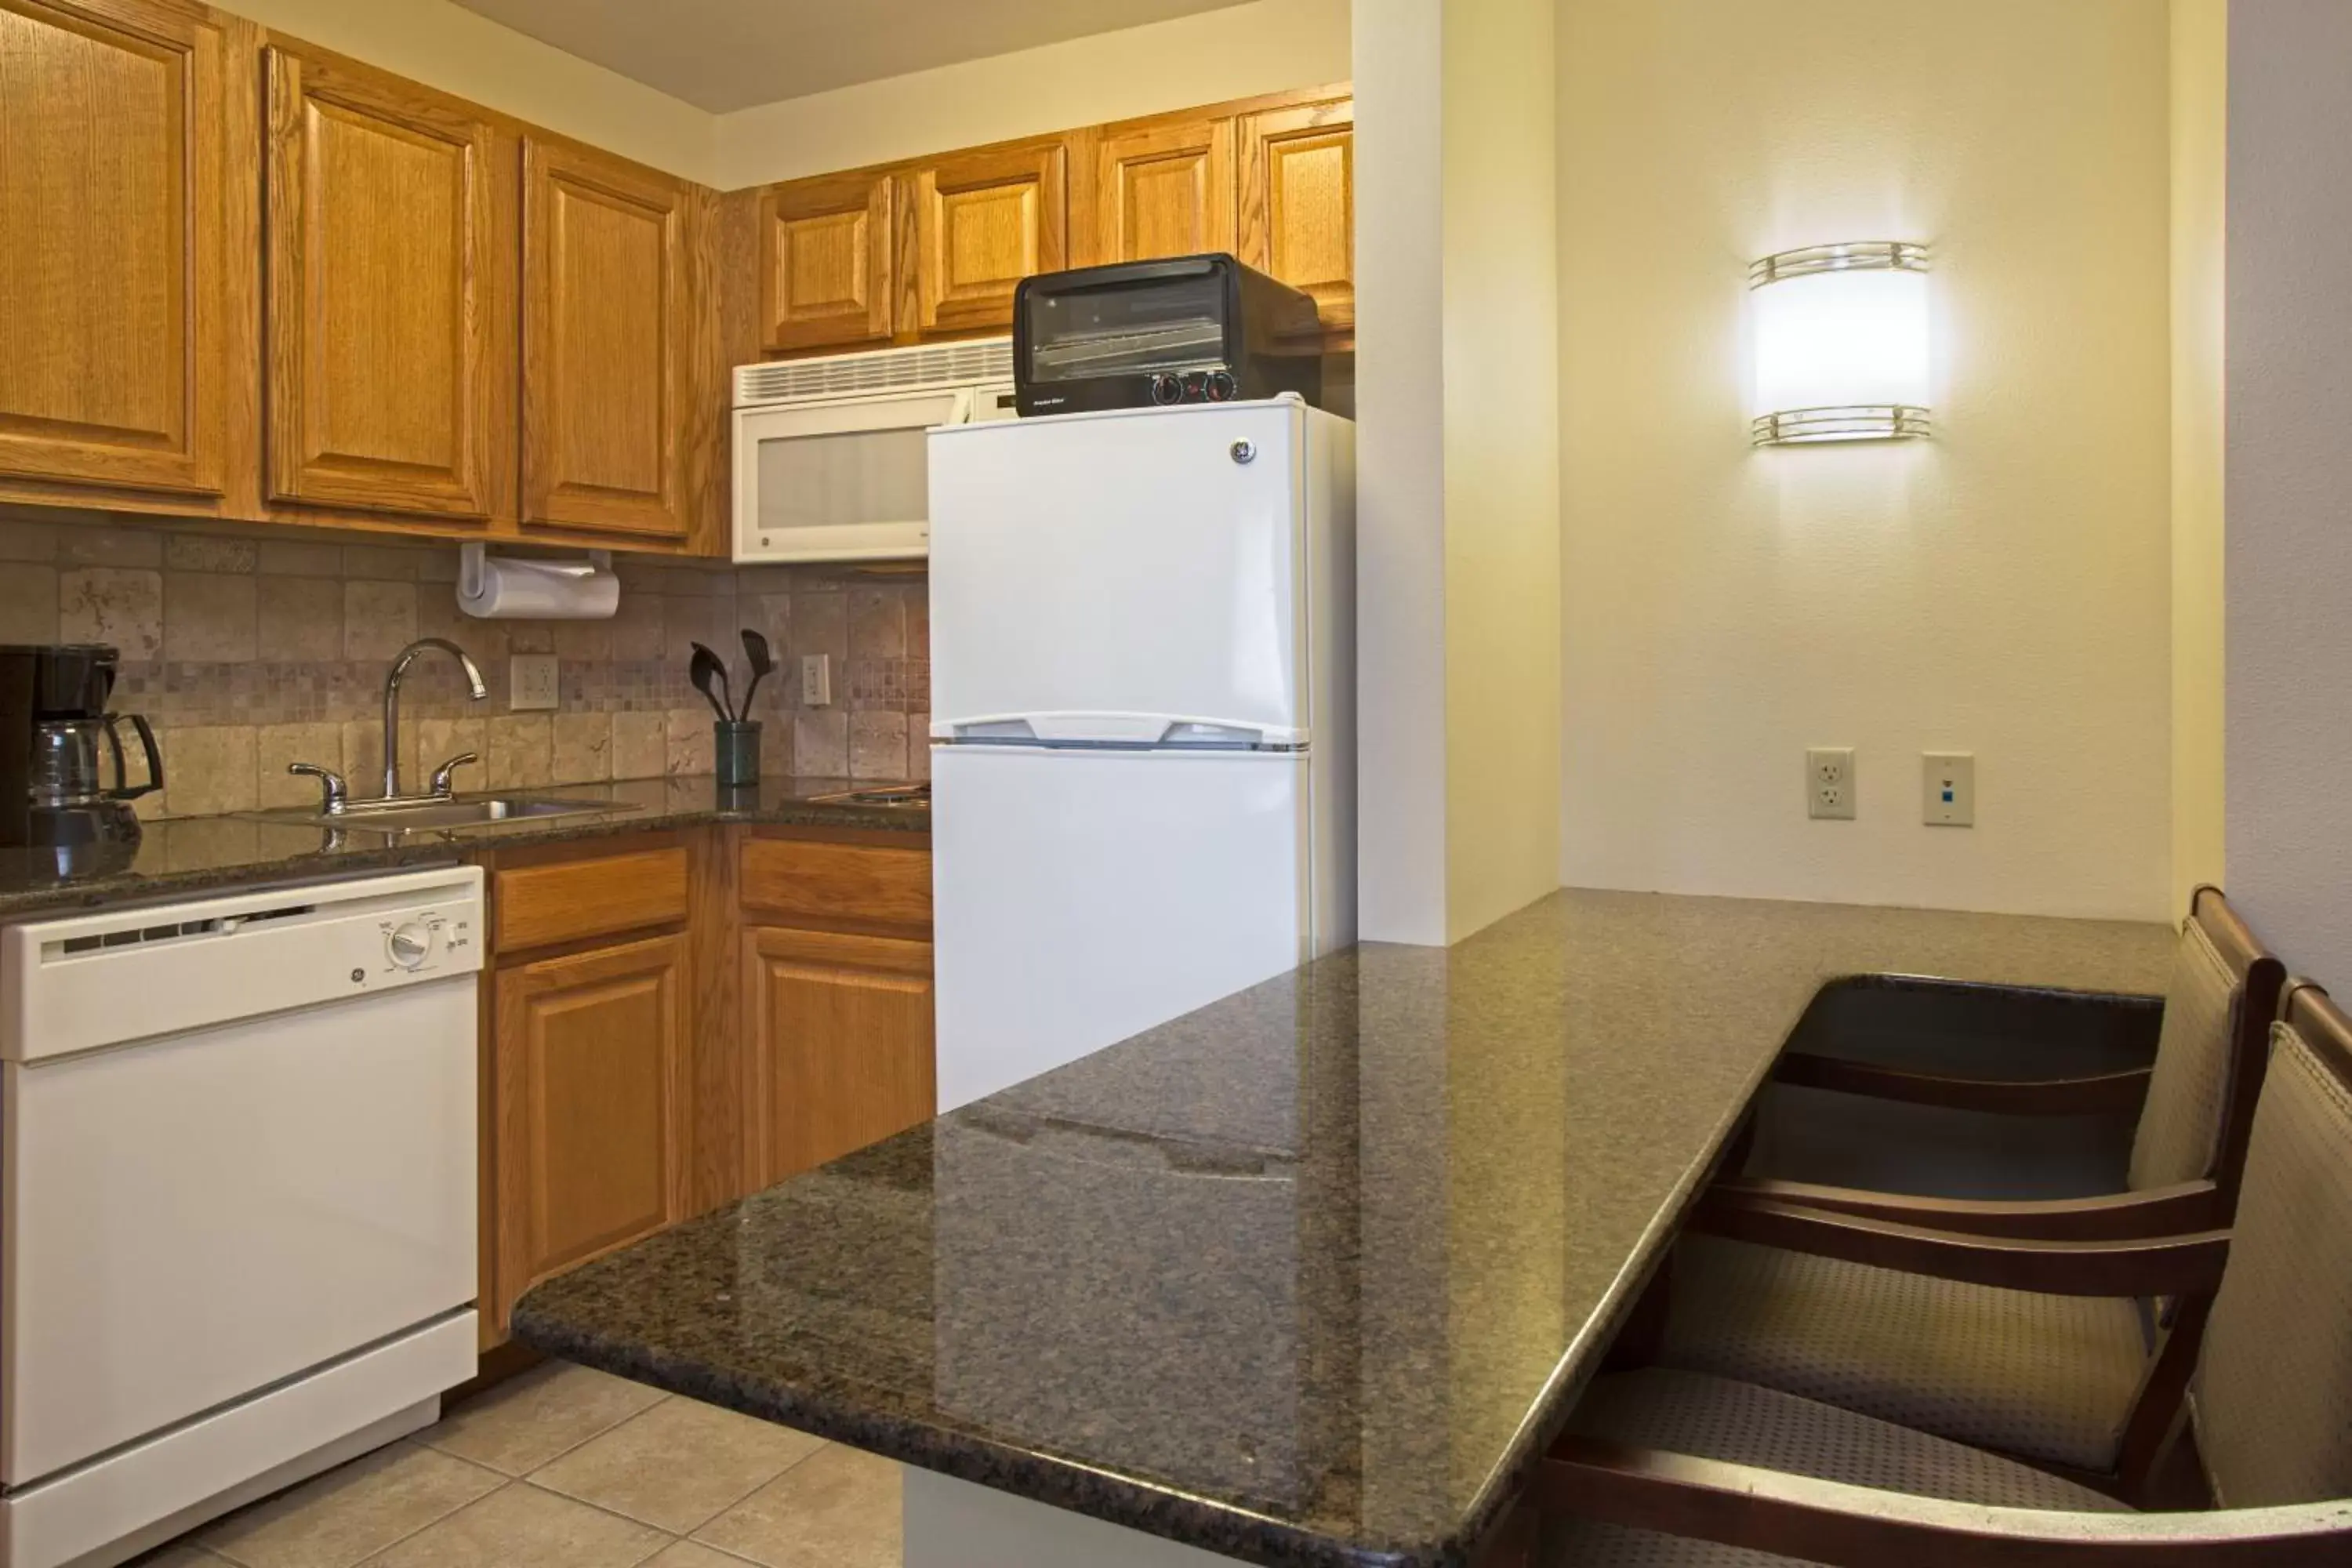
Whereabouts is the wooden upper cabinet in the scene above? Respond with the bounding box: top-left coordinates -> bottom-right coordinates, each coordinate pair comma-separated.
521,137 -> 692,539
493,932 -> 690,1327
759,169 -> 894,353
0,0 -> 229,495
902,140 -> 1067,336
1091,117 -> 1236,266
744,925 -> 935,1189
1240,96 -> 1356,333
264,44 -> 507,520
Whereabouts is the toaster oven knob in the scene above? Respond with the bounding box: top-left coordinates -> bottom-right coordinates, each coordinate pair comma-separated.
1204,370 -> 1237,402
1150,372 -> 1185,406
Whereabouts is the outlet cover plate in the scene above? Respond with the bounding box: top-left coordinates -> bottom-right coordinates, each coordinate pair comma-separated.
1924,752 -> 1975,826
800,653 -> 832,708
510,654 -> 559,712
1807,747 -> 1856,820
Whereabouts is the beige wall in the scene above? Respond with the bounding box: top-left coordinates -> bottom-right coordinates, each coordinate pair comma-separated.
1352,0 -> 1450,946
1556,0 -> 2175,921
224,0 -> 717,180
1354,0 -> 1562,946
2171,0 -> 2228,914
1442,0 -> 1561,942
2226,0 -> 2352,989
713,0 -> 1351,189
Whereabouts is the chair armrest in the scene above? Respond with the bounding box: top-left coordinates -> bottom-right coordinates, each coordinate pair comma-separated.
1688,1195 -> 2230,1298
1773,1051 -> 2155,1116
1709,1178 -> 2228,1242
1539,1436 -> 2352,1567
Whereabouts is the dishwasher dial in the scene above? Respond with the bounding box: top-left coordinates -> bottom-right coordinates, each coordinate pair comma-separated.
387,922 -> 434,970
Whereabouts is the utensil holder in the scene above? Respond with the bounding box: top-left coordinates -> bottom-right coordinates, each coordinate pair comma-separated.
715,720 -> 761,786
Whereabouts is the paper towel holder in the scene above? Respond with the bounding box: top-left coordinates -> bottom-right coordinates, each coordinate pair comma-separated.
456,543 -> 618,619
458,543 -> 612,593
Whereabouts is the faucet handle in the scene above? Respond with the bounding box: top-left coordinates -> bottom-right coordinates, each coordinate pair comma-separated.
287,761 -> 348,815
429,752 -> 480,797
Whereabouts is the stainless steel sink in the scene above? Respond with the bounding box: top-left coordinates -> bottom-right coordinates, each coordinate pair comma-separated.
238,793 -> 634,835
808,784 -> 931,808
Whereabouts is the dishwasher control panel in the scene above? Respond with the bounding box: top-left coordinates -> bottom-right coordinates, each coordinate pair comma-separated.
379,907 -> 473,975
2,866 -> 486,1064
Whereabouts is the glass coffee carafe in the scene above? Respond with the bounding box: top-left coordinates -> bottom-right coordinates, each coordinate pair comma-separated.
2,644 -> 165,877
28,713 -> 163,833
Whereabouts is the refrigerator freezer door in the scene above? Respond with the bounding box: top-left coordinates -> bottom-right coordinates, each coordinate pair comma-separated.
932,745 -> 1309,1111
928,401 -> 1308,742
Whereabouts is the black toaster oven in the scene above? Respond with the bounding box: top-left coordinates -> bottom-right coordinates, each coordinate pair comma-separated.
1012,253 -> 1324,416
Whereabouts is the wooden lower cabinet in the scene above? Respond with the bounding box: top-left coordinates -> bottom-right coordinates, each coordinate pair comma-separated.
491,931 -> 690,1332
478,829 -> 933,1346
743,924 -> 935,1189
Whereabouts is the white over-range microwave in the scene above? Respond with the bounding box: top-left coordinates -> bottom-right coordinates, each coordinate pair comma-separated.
731,338 -> 1017,563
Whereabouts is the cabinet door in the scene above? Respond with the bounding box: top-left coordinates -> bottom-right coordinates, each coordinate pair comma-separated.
1092,118 -> 1235,266
493,933 -> 689,1326
744,925 -> 935,1188
1239,97 -> 1355,332
759,169 -> 893,353
264,45 -> 505,519
903,141 -> 1066,337
0,0 -> 228,495
521,137 -> 691,538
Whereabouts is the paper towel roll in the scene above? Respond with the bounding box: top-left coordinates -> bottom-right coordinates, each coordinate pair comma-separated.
456,545 -> 620,620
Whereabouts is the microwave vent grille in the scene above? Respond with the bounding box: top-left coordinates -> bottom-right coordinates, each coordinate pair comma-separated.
735,339 -> 1014,406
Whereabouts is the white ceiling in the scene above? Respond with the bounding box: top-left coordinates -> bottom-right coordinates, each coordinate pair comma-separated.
450,0 -> 1261,113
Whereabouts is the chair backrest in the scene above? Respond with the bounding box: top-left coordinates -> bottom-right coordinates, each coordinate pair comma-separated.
2126,887 -> 2284,1196
2192,981 -> 2352,1508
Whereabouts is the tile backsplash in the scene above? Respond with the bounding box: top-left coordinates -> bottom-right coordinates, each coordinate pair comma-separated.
0,509 -> 929,819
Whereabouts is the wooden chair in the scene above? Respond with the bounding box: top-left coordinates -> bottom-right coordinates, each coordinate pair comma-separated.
1724,887 -> 2284,1243
1536,982 -> 2352,1566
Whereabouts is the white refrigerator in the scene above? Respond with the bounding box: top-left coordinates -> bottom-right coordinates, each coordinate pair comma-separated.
928,396 -> 1355,1112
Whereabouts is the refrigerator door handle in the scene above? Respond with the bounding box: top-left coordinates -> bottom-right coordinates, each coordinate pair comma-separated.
935,713 -> 1307,749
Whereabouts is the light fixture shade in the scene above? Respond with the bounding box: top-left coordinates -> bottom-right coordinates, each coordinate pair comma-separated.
1751,242 -> 1930,445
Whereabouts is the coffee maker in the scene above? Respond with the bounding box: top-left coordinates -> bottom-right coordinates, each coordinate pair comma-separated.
0,644 -> 165,877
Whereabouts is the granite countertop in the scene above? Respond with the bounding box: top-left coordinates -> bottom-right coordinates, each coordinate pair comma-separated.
0,775 -> 926,920
511,888 -> 2175,1568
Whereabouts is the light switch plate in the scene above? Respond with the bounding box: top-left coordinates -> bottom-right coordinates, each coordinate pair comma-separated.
1806,747 -> 1856,820
1924,752 -> 1975,826
510,654 -> 559,712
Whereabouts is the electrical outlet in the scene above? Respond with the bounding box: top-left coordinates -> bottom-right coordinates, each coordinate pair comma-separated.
1806,747 -> 1856,820
509,654 -> 558,712
800,653 -> 832,707
1924,752 -> 1975,826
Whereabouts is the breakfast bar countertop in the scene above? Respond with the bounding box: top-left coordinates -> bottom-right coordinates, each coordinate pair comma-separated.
512,888 -> 2176,1568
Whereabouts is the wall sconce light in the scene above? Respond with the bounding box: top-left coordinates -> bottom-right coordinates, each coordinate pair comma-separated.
1750,241 -> 1930,445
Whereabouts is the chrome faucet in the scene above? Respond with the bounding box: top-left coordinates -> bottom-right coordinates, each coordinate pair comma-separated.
382,637 -> 488,800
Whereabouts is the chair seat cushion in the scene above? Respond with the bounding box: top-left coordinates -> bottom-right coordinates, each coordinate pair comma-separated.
1657,1235 -> 2148,1472
1543,1367 -> 2130,1566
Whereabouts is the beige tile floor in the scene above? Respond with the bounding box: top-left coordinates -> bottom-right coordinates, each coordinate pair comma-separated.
132,1363 -> 901,1568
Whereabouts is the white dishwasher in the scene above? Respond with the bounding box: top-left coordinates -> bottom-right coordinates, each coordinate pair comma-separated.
0,866 -> 484,1568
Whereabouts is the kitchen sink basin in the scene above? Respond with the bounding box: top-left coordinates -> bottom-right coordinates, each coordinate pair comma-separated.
238,793 -> 634,835
808,784 -> 931,808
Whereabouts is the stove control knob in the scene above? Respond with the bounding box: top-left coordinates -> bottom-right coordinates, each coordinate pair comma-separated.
1204,370 -> 1237,402
388,922 -> 433,970
1149,372 -> 1185,406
